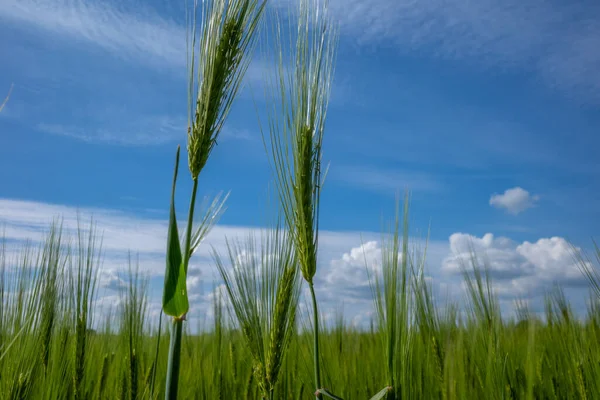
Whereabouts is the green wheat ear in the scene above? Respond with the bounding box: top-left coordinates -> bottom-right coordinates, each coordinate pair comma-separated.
213,221 -> 301,400
186,0 -> 267,179
263,0 -> 339,284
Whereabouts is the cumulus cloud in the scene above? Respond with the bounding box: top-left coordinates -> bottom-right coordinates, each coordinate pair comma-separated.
316,238 -> 447,328
489,187 -> 540,215
443,232 -> 588,299
443,233 -> 533,279
323,241 -> 381,293
98,268 -> 129,292
186,267 -> 204,293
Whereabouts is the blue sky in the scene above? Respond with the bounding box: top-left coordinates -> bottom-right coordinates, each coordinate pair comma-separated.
1,0 -> 599,327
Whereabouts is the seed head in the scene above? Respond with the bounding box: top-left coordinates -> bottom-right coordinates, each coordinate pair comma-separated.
186,0 -> 266,179
263,0 -> 338,284
266,265 -> 297,384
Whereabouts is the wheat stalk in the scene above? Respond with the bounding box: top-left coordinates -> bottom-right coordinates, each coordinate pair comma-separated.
261,0 -> 338,397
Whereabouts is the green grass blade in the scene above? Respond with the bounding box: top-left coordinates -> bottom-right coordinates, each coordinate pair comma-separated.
162,146 -> 188,318
150,311 -> 163,397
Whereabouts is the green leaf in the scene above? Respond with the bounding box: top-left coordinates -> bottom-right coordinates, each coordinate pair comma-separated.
316,388 -> 345,400
368,386 -> 393,400
162,146 -> 189,318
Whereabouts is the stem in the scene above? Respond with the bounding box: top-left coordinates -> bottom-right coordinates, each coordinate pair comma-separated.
183,178 -> 200,279
165,178 -> 199,400
308,282 -> 322,399
165,318 -> 183,400
150,312 -> 163,397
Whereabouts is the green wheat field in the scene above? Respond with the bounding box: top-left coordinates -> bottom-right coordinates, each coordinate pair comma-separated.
1,0 -> 599,399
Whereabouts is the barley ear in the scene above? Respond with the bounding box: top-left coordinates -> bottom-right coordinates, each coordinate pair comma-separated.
261,1 -> 338,397
266,263 -> 300,390
187,0 -> 267,179
262,0 -> 338,284
213,221 -> 300,399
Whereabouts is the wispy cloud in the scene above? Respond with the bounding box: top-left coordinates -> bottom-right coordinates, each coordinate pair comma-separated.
332,164 -> 443,194
0,0 -> 276,83
4,0 -> 600,102
220,127 -> 255,142
36,121 -> 263,146
0,0 -> 186,69
0,0 -> 280,147
36,114 -> 186,146
347,0 -> 600,102
276,0 -> 600,103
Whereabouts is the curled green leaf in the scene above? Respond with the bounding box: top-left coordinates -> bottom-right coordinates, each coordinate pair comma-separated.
162,146 -> 189,318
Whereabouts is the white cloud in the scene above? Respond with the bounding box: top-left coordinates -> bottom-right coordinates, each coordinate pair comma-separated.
0,197 -> 595,330
489,187 -> 539,215
315,237 -> 450,328
0,197 -> 239,276
443,232 -> 589,299
323,240 -> 381,291
0,197 -> 448,328
444,233 -> 532,279
93,294 -> 121,313
98,268 -> 128,292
